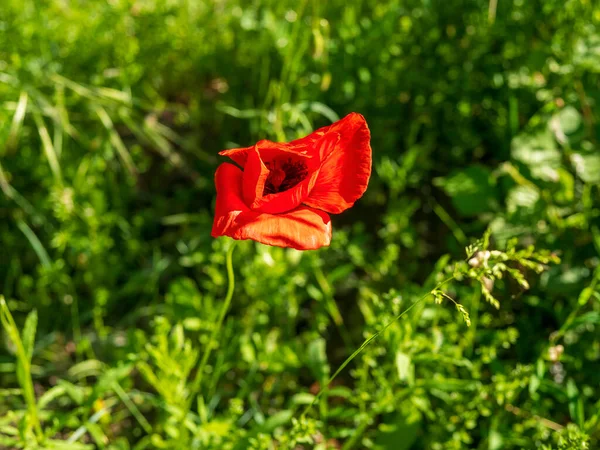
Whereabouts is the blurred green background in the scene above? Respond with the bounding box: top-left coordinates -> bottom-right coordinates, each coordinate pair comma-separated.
1,0 -> 600,448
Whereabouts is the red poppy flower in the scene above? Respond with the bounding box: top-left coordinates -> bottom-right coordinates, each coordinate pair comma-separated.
211,112 -> 371,250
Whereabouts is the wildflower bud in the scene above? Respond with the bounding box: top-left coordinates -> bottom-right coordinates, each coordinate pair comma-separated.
483,276 -> 494,292
469,251 -> 491,268
548,344 -> 564,362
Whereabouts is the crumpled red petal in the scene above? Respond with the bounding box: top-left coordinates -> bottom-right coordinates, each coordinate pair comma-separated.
242,146 -> 320,214
242,146 -> 270,207
212,163 -> 332,250
220,113 -> 370,214
219,139 -> 312,168
303,112 -> 371,214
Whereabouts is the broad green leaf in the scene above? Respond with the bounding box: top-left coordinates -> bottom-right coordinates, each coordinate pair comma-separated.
571,153 -> 600,184
511,130 -> 561,181
261,410 -> 293,431
556,106 -> 582,135
506,185 -> 540,215
434,166 -> 497,216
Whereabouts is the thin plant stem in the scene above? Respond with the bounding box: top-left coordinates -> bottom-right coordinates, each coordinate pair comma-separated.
301,276 -> 456,418
0,297 -> 44,442
488,0 -> 498,24
189,240 -> 238,405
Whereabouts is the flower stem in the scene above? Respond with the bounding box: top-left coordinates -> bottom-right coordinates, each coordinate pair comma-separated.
189,240 -> 237,406
301,275 -> 456,418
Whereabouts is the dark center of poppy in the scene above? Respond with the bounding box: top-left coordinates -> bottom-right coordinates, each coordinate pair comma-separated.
263,158 -> 309,195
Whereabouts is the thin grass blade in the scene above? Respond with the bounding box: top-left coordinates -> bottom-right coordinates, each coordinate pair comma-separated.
5,91 -> 28,154
16,219 -> 51,269
95,106 -> 137,176
32,109 -> 62,184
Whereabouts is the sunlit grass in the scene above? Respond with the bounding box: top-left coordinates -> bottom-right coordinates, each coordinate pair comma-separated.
1,0 -> 599,448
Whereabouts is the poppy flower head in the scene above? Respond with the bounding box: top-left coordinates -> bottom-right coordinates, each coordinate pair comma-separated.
263,157 -> 308,195
212,112 -> 371,250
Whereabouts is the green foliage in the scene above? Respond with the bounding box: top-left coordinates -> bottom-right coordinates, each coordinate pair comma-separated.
1,0 -> 600,449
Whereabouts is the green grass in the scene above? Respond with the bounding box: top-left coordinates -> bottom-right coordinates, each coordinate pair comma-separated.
1,0 -> 600,448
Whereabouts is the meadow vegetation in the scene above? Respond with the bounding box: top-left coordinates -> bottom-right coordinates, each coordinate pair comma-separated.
1,0 -> 599,448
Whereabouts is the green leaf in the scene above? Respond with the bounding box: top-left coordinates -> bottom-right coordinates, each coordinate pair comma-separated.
376,410 -> 421,450
21,310 -> 37,363
306,338 -> 330,382
16,220 -> 51,269
434,165 -> 497,216
511,130 -> 561,181
395,351 -> 413,384
95,105 -> 136,176
488,417 -> 504,450
32,109 -> 63,184
567,379 -> 584,427
568,311 -> 600,330
327,386 -> 353,398
571,153 -> 600,184
86,422 -> 108,448
94,364 -> 132,393
328,264 -> 354,284
166,277 -> 203,308
261,410 -> 293,432
291,393 -> 316,405
542,267 -> 590,295
38,385 -> 67,409
306,284 -> 323,301
58,380 -> 86,405
4,91 -> 29,154
556,106 -> 582,135
417,377 -> 480,391
555,168 -> 575,204
45,440 -> 95,450
506,185 -> 540,215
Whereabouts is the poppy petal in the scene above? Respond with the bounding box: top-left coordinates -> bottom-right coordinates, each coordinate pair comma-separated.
303,113 -> 371,214
212,163 -> 332,250
242,146 -> 270,207
220,139 -> 313,168
242,147 -> 319,214
250,169 -> 320,214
